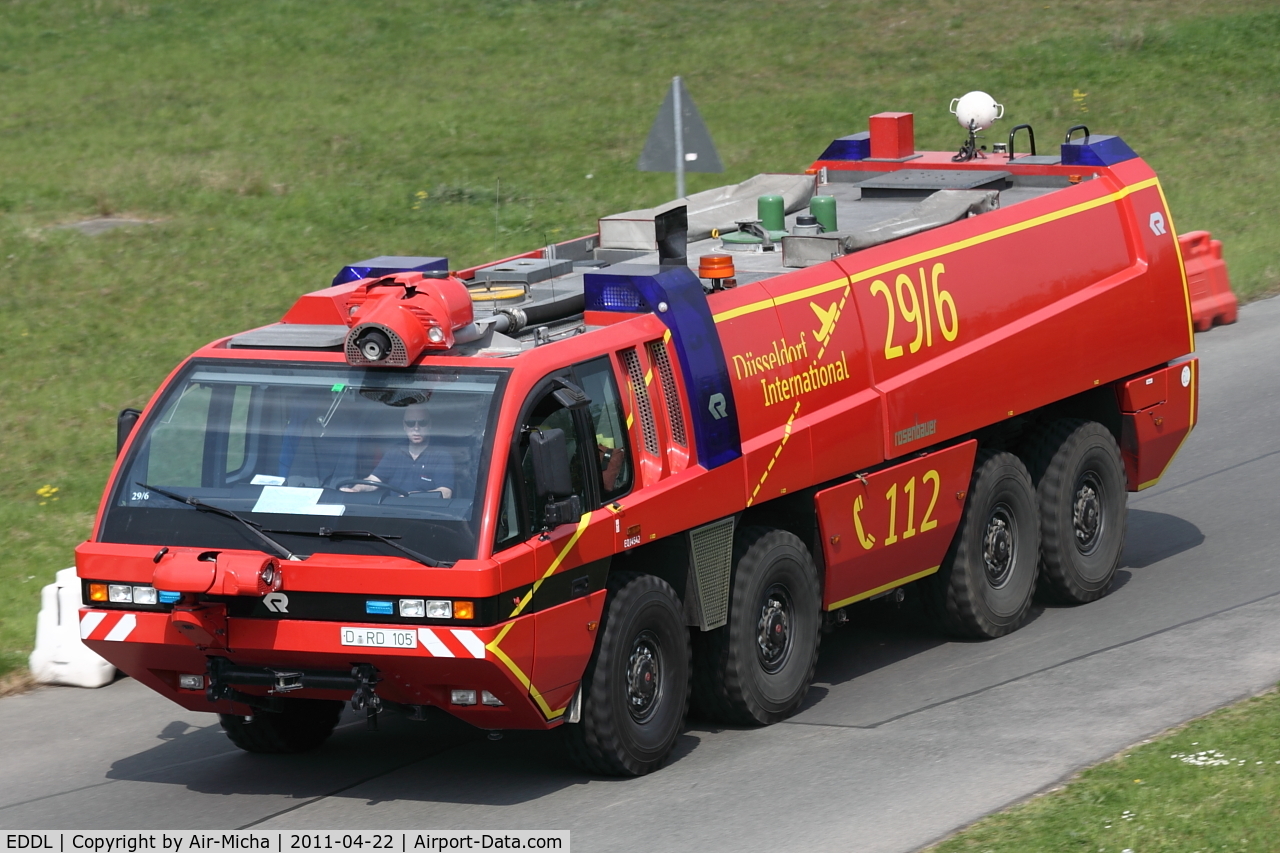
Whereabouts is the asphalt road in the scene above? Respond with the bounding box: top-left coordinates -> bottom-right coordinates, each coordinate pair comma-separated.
4,296 -> 1280,852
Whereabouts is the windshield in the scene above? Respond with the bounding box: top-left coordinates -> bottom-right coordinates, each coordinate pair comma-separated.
102,360 -> 506,563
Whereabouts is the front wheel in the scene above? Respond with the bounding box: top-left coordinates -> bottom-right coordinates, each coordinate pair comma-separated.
929,450 -> 1040,638
692,527 -> 821,725
565,573 -> 690,776
219,698 -> 344,753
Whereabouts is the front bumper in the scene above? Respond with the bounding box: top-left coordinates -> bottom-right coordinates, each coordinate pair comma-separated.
79,607 -> 562,729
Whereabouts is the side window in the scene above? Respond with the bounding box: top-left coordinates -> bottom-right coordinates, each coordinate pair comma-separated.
493,469 -> 522,553
575,357 -> 633,502
519,391 -> 587,535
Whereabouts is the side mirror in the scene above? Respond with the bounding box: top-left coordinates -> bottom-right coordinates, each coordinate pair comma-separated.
529,428 -> 582,528
117,408 -> 142,456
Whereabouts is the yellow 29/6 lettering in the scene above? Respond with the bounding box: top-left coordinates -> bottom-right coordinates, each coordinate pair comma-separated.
869,263 -> 958,361
853,469 -> 941,550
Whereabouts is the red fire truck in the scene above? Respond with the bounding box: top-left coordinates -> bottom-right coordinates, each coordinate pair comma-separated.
78,108 -> 1198,776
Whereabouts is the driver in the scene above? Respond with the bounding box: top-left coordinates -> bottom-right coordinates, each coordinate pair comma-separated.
341,403 -> 454,498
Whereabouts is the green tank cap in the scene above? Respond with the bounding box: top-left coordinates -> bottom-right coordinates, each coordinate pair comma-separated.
810,195 -> 837,233
721,230 -> 763,244
758,194 -> 785,232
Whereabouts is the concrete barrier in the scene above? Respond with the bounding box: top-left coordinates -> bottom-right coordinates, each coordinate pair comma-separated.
29,567 -> 116,688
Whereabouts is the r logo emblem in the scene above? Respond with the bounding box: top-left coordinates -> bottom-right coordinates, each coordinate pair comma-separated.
1149,211 -> 1167,236
263,592 -> 290,613
708,393 -> 728,420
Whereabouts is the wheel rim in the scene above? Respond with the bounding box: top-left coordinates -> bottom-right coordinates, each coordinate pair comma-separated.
756,584 -> 793,674
1073,471 -> 1104,556
626,629 -> 662,723
983,503 -> 1017,589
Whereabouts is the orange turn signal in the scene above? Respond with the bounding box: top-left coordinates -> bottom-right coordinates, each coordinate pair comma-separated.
88,583 -> 108,602
453,600 -> 475,620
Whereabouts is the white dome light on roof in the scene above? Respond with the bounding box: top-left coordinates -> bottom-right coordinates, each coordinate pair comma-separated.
950,91 -> 1005,131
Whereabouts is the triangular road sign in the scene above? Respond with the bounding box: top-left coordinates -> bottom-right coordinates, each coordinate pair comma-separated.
639,77 -> 723,196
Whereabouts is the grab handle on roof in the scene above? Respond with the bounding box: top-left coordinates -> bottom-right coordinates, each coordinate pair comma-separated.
1008,124 -> 1036,159
1064,124 -> 1091,144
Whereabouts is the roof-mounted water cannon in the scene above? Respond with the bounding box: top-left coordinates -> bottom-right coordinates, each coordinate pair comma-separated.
950,91 -> 1004,163
343,271 -> 477,366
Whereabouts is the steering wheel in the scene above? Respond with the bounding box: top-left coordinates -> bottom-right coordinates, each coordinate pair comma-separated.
333,478 -> 410,497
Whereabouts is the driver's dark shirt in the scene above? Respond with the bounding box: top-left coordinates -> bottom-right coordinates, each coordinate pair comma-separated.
371,446 -> 456,495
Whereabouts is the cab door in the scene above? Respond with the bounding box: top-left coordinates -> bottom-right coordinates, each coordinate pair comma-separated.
492,358 -> 634,718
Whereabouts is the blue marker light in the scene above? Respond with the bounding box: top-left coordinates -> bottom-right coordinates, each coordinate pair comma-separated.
158,590 -> 181,604
365,600 -> 395,615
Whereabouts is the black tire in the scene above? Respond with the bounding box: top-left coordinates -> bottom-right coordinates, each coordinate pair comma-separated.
692,527 -> 821,725
929,450 -> 1039,638
218,698 -> 343,754
1024,419 -> 1127,604
565,572 -> 690,776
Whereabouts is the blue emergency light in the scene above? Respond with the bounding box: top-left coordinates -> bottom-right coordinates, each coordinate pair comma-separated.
584,265 -> 742,470
818,132 -> 871,161
332,256 -> 449,288
157,590 -> 181,604
1060,134 -> 1138,167
365,600 -> 395,615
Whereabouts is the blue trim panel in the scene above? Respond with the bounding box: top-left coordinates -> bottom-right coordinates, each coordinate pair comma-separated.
1060,135 -> 1138,167
584,265 -> 742,469
819,132 -> 871,161
332,256 -> 449,288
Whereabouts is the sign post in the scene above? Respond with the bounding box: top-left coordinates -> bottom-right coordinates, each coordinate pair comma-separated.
638,76 -> 723,200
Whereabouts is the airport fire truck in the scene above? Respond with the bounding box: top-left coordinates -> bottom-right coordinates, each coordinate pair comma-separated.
78,101 -> 1199,776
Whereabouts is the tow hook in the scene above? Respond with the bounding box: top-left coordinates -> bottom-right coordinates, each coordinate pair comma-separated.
350,663 -> 382,729
267,670 -> 304,694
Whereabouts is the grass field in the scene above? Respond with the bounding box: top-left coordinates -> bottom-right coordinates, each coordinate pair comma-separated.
933,686 -> 1280,852
0,0 -> 1277,676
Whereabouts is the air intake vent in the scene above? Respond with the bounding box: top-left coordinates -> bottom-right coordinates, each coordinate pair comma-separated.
620,349 -> 659,456
647,340 -> 686,447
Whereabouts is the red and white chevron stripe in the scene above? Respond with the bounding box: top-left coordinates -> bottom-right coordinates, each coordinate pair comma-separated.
417,627 -> 487,659
80,610 -> 137,642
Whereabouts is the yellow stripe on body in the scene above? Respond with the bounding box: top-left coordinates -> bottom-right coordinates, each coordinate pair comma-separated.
711,178 -> 1163,325
510,512 -> 592,618
485,622 -> 565,719
826,565 -> 941,611
1153,180 -> 1197,353
486,511 -> 594,720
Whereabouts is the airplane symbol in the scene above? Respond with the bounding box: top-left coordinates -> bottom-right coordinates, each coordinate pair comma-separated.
810,301 -> 838,344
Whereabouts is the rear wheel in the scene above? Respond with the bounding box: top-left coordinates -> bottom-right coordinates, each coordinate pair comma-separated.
1024,419 -> 1126,604
929,450 -> 1039,638
565,572 -> 690,776
692,527 -> 821,725
219,698 -> 343,754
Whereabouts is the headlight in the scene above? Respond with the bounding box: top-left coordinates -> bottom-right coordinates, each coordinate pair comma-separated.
425,600 -> 452,619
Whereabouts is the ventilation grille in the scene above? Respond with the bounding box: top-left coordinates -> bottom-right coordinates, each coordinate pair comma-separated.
689,517 -> 735,630
647,340 -> 686,447
620,348 -> 659,456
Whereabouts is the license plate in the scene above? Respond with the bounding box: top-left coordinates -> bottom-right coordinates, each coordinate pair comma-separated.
340,626 -> 417,649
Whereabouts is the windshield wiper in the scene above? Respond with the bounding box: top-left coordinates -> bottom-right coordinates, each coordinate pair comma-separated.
138,482 -> 296,561
262,526 -> 448,568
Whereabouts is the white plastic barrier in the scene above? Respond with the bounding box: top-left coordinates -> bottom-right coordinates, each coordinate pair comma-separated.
29,567 -> 117,688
